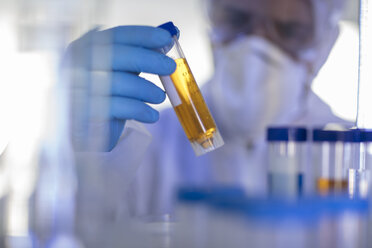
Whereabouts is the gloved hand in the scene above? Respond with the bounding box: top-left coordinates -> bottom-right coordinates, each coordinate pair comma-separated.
63,26 -> 177,151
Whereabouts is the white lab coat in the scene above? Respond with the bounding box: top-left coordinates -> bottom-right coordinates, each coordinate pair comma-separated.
124,84 -> 350,218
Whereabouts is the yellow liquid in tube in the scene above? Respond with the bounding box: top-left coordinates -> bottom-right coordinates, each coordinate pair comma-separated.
317,178 -> 348,195
170,58 -> 217,149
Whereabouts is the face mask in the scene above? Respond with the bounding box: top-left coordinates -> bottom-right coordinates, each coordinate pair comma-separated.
209,36 -> 309,143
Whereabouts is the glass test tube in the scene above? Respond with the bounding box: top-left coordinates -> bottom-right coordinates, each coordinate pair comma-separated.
312,130 -> 350,195
158,22 -> 224,156
347,129 -> 372,198
267,127 -> 307,198
362,130 -> 372,197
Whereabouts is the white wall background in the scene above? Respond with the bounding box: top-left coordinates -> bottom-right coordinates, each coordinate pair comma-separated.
312,21 -> 359,123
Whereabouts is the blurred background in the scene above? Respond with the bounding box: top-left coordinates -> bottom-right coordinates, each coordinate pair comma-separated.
0,0 -> 365,247
0,0 -> 363,156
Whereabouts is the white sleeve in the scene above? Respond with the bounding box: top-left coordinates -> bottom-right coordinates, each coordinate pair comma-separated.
75,120 -> 152,190
74,120 -> 152,224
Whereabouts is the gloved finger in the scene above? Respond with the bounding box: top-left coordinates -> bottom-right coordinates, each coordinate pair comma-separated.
70,27 -> 100,46
65,67 -> 95,91
64,25 -> 179,70
111,72 -> 166,104
89,96 -> 112,121
64,28 -> 100,68
91,44 -> 176,75
89,71 -> 166,104
87,94 -> 157,122
92,26 -> 174,49
107,119 -> 125,152
111,97 -> 160,123
89,71 -> 112,95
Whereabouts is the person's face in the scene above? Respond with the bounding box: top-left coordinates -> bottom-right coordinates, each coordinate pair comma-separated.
209,0 -> 315,59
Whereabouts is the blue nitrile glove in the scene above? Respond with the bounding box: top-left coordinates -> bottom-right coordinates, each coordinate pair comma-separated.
64,26 -> 178,151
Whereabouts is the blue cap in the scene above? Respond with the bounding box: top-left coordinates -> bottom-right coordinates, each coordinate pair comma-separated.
341,129 -> 362,142
313,129 -> 362,142
267,127 -> 307,142
358,129 -> 372,142
158,21 -> 178,36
